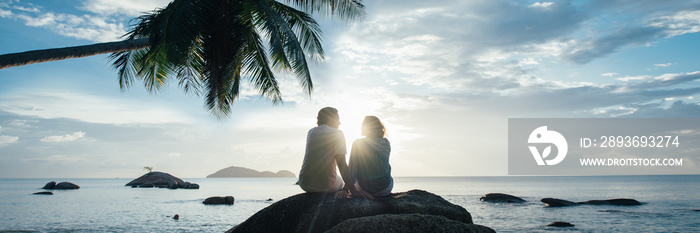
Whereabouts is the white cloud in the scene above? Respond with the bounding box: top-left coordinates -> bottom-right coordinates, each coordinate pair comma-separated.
519,58 -> 540,66
529,2 -> 554,9
22,155 -> 85,162
79,0 -> 171,17
0,8 -> 11,17
41,131 -> 85,143
10,10 -> 124,42
1,1 -> 148,42
649,10 -> 700,37
602,73 -> 619,77
13,5 -> 39,13
655,63 -> 673,67
0,135 -> 19,146
0,90 -> 195,124
616,75 -> 648,81
654,73 -> 683,81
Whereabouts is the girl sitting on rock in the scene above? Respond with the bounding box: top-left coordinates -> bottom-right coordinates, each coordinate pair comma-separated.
346,116 -> 393,197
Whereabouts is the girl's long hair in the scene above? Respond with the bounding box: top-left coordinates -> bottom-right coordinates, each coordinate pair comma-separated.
361,116 -> 386,138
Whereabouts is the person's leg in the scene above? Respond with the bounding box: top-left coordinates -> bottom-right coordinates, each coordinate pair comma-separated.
333,175 -> 345,191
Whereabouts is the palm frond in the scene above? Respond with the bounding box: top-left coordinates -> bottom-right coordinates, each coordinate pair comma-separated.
243,28 -> 282,103
270,1 -> 325,61
284,0 -> 365,20
251,0 -> 313,94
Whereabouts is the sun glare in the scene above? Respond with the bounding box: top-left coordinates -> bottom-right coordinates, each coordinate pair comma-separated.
336,104 -> 373,143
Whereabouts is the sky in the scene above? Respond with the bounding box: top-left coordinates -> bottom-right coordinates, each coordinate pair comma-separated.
0,0 -> 699,178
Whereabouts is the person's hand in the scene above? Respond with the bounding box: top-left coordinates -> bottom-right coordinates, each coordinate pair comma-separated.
334,189 -> 349,199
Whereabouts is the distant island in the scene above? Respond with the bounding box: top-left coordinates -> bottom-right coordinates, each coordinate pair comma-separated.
207,166 -> 296,178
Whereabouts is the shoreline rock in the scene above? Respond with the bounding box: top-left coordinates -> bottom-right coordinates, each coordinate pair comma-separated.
33,191 -> 53,195
226,189 -> 494,233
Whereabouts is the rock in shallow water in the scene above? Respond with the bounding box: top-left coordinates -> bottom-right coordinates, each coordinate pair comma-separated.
579,198 -> 641,206
203,196 -> 235,205
541,197 -> 641,207
126,171 -> 184,187
547,221 -> 575,227
184,183 -> 199,189
226,189 -> 493,233
541,198 -> 578,207
52,182 -> 80,190
479,193 -> 526,203
42,181 -> 56,189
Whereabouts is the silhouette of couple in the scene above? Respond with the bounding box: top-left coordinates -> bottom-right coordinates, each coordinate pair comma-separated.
298,107 -> 393,199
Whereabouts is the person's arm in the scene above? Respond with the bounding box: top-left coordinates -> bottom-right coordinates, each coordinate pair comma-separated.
336,154 -> 373,199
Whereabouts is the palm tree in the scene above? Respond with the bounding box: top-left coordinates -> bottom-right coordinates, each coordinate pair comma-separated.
0,0 -> 364,118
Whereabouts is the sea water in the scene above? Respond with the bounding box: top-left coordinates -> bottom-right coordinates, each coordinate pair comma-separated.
0,175 -> 698,232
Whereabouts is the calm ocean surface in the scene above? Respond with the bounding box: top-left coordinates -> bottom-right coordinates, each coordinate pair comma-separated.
0,175 -> 698,232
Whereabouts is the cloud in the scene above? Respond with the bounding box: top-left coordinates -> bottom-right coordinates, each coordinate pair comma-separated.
529,2 -> 554,9
40,131 -> 85,143
649,9 -> 700,37
9,10 -> 125,42
623,101 -> 700,118
0,0 -> 168,42
79,0 -> 171,17
616,75 -> 648,81
562,26 -> 663,64
0,8 -> 10,17
12,5 -> 39,13
0,135 -> 18,146
0,90 -> 196,124
655,63 -> 673,67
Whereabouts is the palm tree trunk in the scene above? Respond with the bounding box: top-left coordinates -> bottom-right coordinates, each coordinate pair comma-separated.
0,38 -> 150,70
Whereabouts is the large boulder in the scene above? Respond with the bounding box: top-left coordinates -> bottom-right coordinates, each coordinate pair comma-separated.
226,189 -> 494,233
326,214 -> 495,233
479,193 -> 526,203
203,196 -> 235,205
126,172 -> 185,187
52,182 -> 80,190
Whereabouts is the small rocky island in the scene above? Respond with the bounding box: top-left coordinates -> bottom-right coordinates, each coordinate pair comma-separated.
207,166 -> 295,178
125,171 -> 199,189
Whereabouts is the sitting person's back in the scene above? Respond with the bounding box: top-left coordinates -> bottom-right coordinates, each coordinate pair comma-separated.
298,123 -> 346,192
349,116 -> 393,196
